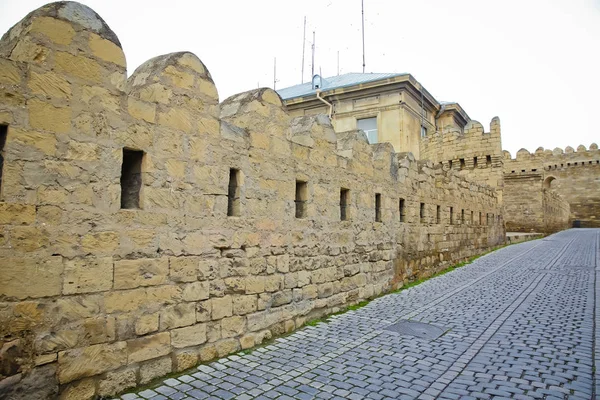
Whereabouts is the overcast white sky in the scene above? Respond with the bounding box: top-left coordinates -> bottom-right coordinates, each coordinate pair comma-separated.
1,0 -> 599,155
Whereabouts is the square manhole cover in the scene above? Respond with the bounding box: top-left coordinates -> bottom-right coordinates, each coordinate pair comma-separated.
384,320 -> 446,340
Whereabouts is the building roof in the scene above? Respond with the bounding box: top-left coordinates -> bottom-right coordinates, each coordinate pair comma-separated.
277,72 -> 407,100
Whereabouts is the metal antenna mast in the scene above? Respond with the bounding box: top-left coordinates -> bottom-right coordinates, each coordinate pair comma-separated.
311,31 -> 316,78
301,16 -> 306,83
361,0 -> 365,73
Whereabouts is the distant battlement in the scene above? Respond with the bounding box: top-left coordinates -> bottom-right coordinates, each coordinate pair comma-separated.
420,117 -> 503,168
503,143 -> 600,174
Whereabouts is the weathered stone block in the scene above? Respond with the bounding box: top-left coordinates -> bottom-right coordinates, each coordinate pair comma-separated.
126,332 -> 170,364
173,349 -> 199,372
135,313 -> 159,336
159,303 -> 196,330
28,99 -> 71,133
221,316 -> 245,338
0,203 -> 36,225
128,97 -> 155,123
89,32 -> 126,67
97,366 -> 138,397
171,323 -> 207,348
63,257 -> 113,294
169,256 -> 199,283
114,258 -> 168,289
59,378 -> 95,400
182,281 -> 209,301
215,338 -> 240,357
58,341 -> 127,384
1,256 -> 62,299
232,295 -> 257,315
211,296 -> 233,320
81,231 -> 119,254
139,356 -> 172,385
55,52 -> 101,84
28,70 -> 71,99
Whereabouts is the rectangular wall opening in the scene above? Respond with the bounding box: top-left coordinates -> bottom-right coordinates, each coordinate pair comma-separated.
460,158 -> 465,169
461,209 -> 465,224
450,207 -> 454,225
340,188 -> 349,221
471,210 -> 474,225
420,202 -> 425,223
0,125 -> 7,194
486,155 -> 492,166
399,198 -> 405,222
227,168 -> 241,217
375,193 -> 382,222
479,211 -> 483,225
121,149 -> 144,209
295,181 -> 308,219
473,157 -> 478,168
436,205 -> 441,224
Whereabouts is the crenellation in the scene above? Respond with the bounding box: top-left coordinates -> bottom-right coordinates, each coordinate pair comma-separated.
503,144 -> 600,230
0,2 -> 510,399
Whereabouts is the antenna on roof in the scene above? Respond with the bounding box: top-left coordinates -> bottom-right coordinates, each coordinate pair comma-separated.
301,16 -> 306,83
311,31 -> 316,78
361,0 -> 366,73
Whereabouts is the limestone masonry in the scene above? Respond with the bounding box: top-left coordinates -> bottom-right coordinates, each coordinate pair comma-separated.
0,2 -> 505,398
503,145 -> 600,231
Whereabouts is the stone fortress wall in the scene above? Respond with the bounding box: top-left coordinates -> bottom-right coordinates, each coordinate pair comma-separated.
502,172 -> 570,233
0,2 -> 505,399
503,144 -> 600,230
419,118 -> 504,201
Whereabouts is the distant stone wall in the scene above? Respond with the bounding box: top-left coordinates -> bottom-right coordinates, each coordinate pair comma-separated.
503,173 -> 569,233
0,2 -> 504,399
503,144 -> 600,228
420,118 -> 504,201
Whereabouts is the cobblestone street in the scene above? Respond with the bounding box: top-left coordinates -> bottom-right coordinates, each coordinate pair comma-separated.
119,229 -> 599,400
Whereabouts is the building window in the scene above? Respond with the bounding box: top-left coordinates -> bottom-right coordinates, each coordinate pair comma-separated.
460,158 -> 465,170
449,207 -> 454,225
375,193 -> 382,222
357,117 -> 378,144
420,125 -> 427,138
461,209 -> 465,224
479,211 -> 483,225
486,155 -> 492,166
340,188 -> 349,221
295,181 -> 308,218
121,149 -> 144,209
399,198 -> 405,222
0,125 -> 7,194
227,168 -> 241,217
471,211 -> 474,225
473,157 -> 478,168
436,205 -> 441,224
420,203 -> 425,223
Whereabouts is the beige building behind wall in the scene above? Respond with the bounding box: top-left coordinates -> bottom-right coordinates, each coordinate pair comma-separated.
278,73 -> 500,193
279,73 -> 463,160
